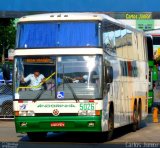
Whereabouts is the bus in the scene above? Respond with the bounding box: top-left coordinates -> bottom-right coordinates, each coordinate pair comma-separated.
146,30 -> 160,111
145,35 -> 155,112
4,13 -> 148,141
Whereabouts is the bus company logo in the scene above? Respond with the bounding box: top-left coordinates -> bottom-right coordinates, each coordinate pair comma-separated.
19,104 -> 27,110
52,109 -> 60,116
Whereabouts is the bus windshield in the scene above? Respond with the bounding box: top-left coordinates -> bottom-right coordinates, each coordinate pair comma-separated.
14,55 -> 102,100
17,22 -> 100,48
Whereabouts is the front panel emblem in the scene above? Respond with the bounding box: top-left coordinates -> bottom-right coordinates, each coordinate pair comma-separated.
52,109 -> 60,116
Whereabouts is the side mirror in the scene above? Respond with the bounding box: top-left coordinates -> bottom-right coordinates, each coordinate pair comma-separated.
2,64 -> 11,80
105,66 -> 113,83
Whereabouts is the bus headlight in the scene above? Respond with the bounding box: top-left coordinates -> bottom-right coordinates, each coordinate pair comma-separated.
27,111 -> 35,116
19,111 -> 35,116
19,111 -> 27,116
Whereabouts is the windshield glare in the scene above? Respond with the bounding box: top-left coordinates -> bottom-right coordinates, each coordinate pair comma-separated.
14,55 -> 102,100
17,22 -> 100,48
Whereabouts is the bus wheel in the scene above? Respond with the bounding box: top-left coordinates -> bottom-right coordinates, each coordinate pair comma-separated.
107,110 -> 114,140
137,101 -> 142,130
98,110 -> 114,142
132,103 -> 138,132
27,132 -> 47,141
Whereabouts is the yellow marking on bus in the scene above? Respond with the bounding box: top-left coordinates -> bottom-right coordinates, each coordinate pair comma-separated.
129,96 -> 147,113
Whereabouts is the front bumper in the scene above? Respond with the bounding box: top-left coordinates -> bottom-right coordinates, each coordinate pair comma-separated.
15,116 -> 102,133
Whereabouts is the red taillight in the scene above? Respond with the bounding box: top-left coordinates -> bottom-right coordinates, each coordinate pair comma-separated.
18,100 -> 23,103
89,100 -> 94,102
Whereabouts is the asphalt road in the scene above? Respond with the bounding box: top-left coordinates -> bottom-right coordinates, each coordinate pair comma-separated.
0,114 -> 160,148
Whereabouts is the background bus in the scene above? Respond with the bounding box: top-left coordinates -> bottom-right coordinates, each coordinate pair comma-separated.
146,30 -> 160,111
146,35 -> 156,112
3,13 -> 148,141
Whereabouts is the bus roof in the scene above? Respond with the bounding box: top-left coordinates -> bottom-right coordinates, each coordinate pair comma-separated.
18,12 -> 143,33
145,29 -> 160,36
18,13 -> 117,22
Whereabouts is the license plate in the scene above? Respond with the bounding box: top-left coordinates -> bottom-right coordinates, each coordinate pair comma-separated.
50,122 -> 65,127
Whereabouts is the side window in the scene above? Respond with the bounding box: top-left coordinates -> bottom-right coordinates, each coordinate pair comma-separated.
103,22 -> 116,55
115,27 -> 122,57
121,29 -> 127,58
127,30 -> 139,60
138,33 -> 145,60
133,32 -> 139,60
120,61 -> 128,76
126,29 -> 134,60
115,27 -> 128,58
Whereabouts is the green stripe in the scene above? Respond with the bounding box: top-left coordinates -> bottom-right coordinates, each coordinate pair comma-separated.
148,60 -> 154,67
15,116 -> 102,133
148,91 -> 153,108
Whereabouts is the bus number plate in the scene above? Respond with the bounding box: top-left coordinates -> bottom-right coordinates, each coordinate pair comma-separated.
80,103 -> 95,110
50,122 -> 65,127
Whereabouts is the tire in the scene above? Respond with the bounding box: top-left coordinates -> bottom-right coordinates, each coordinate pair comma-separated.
27,132 -> 47,141
107,111 -> 114,140
137,102 -> 142,130
97,110 -> 114,142
2,102 -> 13,117
132,103 -> 138,132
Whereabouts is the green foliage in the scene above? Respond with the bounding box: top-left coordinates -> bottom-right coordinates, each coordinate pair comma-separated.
0,18 -> 14,26
0,18 -> 16,61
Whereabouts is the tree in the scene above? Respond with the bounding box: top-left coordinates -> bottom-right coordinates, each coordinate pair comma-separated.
0,18 -> 16,62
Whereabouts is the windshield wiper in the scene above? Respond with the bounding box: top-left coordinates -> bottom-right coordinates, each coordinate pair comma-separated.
63,76 -> 79,102
33,83 -> 55,102
33,88 -> 45,102
32,84 -> 47,102
32,72 -> 56,101
33,76 -> 79,102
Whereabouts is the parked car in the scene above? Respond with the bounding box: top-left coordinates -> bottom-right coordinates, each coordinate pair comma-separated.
0,68 -> 4,83
0,67 -> 13,117
0,70 -> 12,84
0,94 -> 13,117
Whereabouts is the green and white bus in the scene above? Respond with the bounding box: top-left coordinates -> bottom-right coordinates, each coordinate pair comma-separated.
145,35 -> 155,112
146,30 -> 160,111
6,13 -> 148,141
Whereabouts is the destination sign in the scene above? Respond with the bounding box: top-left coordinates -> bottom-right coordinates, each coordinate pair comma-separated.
24,57 -> 53,63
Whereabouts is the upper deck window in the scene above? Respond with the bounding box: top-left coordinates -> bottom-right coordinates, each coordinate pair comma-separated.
17,21 -> 100,48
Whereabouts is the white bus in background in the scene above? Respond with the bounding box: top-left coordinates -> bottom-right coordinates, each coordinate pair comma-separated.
3,13 -> 148,141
